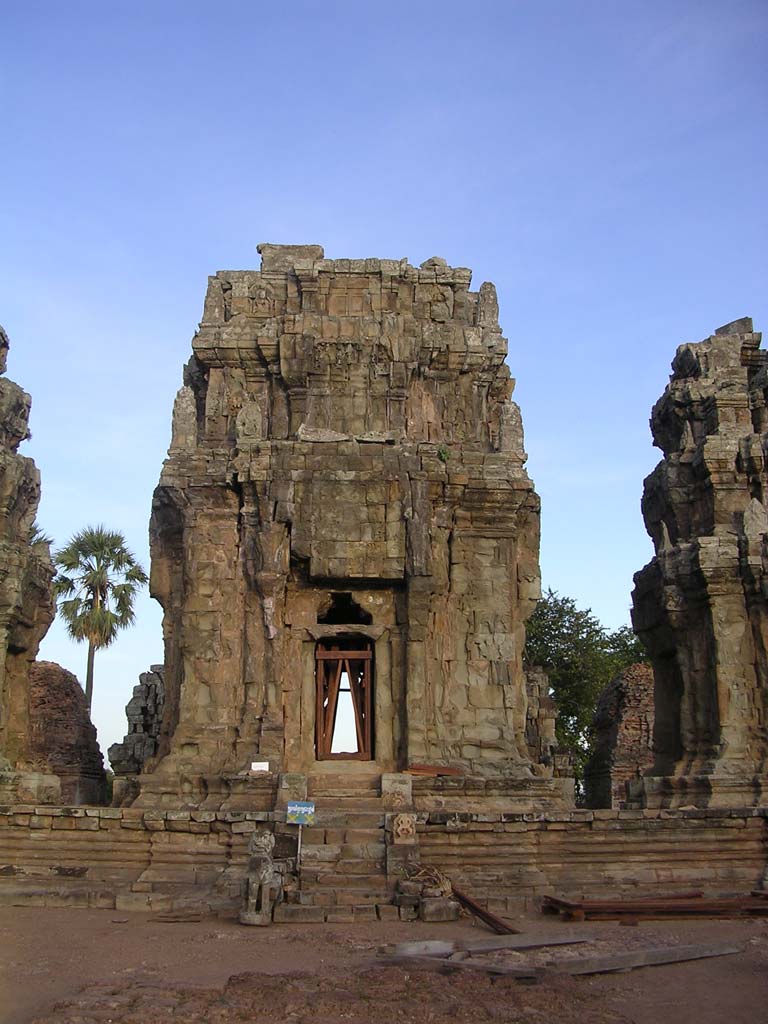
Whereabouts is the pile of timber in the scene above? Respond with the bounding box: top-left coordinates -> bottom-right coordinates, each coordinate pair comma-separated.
381,934 -> 742,981
542,892 -> 768,922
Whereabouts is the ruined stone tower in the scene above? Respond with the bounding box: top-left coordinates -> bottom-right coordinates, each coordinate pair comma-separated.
631,318 -> 768,808
135,245 -> 571,809
0,326 -> 57,803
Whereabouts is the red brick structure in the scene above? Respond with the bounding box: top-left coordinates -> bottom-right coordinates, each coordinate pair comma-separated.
28,662 -> 106,805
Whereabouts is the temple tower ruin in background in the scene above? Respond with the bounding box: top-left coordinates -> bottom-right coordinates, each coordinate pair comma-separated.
631,318 -> 768,808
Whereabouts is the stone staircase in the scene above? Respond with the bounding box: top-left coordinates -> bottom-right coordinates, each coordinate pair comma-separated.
275,771 -> 400,922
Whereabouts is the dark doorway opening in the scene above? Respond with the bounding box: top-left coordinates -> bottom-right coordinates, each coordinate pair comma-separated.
317,592 -> 372,626
315,637 -> 373,760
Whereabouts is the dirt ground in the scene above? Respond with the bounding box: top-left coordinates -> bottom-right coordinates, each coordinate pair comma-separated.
2,907 -> 767,1024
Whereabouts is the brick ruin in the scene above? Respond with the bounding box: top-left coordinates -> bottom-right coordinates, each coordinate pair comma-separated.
584,663 -> 654,809
28,662 -> 106,805
131,244 -> 571,811
631,318 -> 768,808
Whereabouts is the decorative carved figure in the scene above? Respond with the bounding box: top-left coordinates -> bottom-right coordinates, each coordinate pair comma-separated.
391,813 -> 417,845
239,828 -> 276,926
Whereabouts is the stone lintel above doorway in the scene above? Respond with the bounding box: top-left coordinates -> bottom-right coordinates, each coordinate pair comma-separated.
305,625 -> 388,642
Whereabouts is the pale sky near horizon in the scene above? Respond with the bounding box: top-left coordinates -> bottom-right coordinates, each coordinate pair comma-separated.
2,1 -> 766,763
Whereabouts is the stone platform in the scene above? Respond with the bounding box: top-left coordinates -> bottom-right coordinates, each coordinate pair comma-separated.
1,801 -> 764,921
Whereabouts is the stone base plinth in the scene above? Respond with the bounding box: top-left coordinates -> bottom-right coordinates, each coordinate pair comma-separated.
0,770 -> 61,805
412,773 -> 575,813
627,771 -> 768,810
127,769 -> 278,811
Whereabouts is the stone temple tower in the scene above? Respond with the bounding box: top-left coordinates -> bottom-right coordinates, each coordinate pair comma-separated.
132,244 -> 571,809
631,318 -> 768,808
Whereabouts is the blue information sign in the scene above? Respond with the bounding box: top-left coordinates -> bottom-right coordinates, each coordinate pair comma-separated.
286,800 -> 315,825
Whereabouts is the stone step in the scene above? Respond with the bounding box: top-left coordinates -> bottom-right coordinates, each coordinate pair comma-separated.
310,872 -> 389,890
273,903 -> 397,924
312,799 -> 386,814
301,843 -> 384,862
307,774 -> 381,798
311,810 -> 386,827
298,860 -> 387,881
303,826 -> 384,846
287,888 -> 392,908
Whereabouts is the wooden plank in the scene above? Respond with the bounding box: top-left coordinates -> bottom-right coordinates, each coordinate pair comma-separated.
459,934 -> 591,954
316,649 -> 372,660
324,657 -> 343,751
543,892 -> 704,910
406,764 -> 464,776
394,935 -> 591,959
452,887 -> 521,934
541,893 -> 767,922
553,942 -> 742,976
363,657 -> 372,756
381,954 -> 545,981
345,659 -> 365,752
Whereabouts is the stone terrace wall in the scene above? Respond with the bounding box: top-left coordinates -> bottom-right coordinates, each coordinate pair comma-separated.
0,804 -> 764,915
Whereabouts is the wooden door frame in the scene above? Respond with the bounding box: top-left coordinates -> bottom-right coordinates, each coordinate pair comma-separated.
315,640 -> 373,760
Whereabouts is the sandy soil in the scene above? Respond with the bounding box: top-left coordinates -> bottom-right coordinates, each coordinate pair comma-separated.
2,907 -> 766,1024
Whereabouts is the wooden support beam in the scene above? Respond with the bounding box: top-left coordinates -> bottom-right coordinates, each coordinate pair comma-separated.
452,887 -> 521,934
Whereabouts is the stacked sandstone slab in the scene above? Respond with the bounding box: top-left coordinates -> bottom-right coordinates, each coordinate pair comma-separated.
134,244 -> 572,809
0,326 -> 57,803
108,664 -> 165,804
584,663 -> 654,809
631,318 -> 768,808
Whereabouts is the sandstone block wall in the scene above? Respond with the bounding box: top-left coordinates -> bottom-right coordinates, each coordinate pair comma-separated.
584,663 -> 654,808
0,803 -> 764,915
140,245 -> 566,806
0,326 -> 57,803
632,318 -> 768,807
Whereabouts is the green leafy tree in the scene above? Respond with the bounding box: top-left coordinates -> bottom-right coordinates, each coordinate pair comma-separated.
53,526 -> 148,711
524,589 -> 648,785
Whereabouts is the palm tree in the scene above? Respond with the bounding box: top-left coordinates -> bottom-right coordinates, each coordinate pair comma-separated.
53,525 -> 148,711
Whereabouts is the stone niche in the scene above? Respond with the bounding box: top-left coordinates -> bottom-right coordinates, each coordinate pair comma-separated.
631,318 -> 768,808
0,325 -> 58,804
134,245 -> 572,809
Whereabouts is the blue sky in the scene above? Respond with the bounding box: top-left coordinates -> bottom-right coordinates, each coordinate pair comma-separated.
2,1 -> 766,760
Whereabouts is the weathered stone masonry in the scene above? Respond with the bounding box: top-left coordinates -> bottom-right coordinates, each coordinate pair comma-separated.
0,804 -> 764,916
139,244 -> 568,807
0,326 -> 57,804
